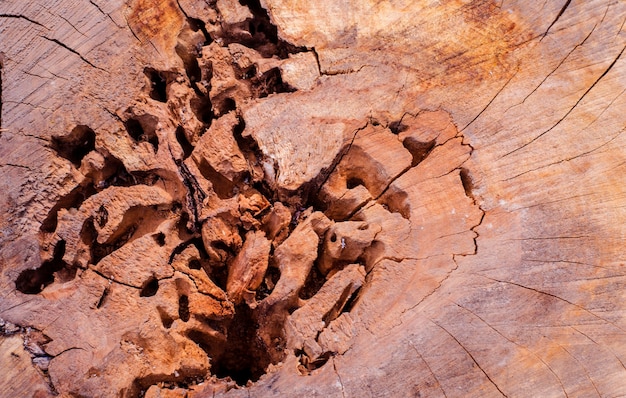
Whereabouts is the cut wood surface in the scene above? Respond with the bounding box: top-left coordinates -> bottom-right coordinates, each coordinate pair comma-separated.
1,0 -> 625,397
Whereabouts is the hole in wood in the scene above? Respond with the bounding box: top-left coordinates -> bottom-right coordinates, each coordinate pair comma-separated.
144,68 -> 167,102
96,287 -> 109,309
124,117 -> 159,153
153,232 -> 166,246
178,295 -> 190,322
209,304 -> 273,385
346,177 -> 365,190
28,2 -> 481,393
140,277 -> 159,297
189,259 -> 202,270
51,125 -> 96,167
175,126 -> 194,159
16,240 -> 67,294
402,137 -> 436,167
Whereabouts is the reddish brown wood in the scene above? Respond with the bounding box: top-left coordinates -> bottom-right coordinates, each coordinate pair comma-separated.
1,1 -> 625,397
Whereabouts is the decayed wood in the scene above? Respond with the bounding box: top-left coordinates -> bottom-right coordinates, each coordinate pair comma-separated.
1,0 -> 625,397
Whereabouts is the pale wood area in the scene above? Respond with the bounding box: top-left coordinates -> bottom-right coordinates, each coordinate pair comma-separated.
1,0 -> 626,397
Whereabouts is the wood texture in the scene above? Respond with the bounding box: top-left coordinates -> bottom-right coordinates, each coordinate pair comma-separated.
1,0 -> 625,397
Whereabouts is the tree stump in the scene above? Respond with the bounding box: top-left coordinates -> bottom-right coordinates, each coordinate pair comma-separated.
1,0 -> 625,397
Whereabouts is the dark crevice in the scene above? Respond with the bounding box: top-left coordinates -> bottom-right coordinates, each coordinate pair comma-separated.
459,167 -> 475,201
190,95 -> 214,125
178,295 -> 190,322
40,182 -> 96,233
236,0 -> 307,58
402,138 -> 436,167
346,177 -> 365,190
194,65 -> 213,122
220,97 -> 237,115
241,64 -> 257,80
175,126 -> 194,159
255,266 -> 280,301
168,237 -> 208,264
187,17 -> 213,46
96,286 -> 109,308
153,232 -> 166,246
16,240 -> 68,294
0,14 -> 46,28
40,36 -> 105,71
144,68 -> 168,102
298,264 -> 325,300
210,304 -> 274,385
197,158 -> 237,199
51,125 -> 96,167
140,277 -> 159,297
389,120 -> 408,135
341,286 -> 361,314
210,261 -> 229,291
231,116 -> 273,193
96,205 -> 108,227
188,259 -> 202,270
541,0 -> 572,40
124,117 -> 159,153
175,0 -> 213,46
251,67 -> 295,98
175,44 -> 202,85
173,158 -> 207,231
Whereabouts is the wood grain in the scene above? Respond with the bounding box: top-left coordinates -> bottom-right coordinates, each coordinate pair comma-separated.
1,0 -> 625,396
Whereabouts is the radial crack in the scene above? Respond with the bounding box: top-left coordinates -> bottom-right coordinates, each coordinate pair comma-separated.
502,44 -> 626,158
540,0 -> 572,41
0,13 -> 47,28
432,320 -> 508,397
40,36 -> 106,71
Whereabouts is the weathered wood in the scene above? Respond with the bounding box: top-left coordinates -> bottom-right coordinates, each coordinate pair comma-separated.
1,0 -> 625,397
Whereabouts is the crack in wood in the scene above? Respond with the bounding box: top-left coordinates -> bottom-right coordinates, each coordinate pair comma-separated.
546,336 -> 602,396
453,301 -> 570,397
0,13 -> 47,28
3,0 -> 493,393
88,0 -> 123,29
0,163 -> 31,170
461,67 -> 519,133
541,0 -> 572,41
519,23 -> 597,106
502,44 -> 626,159
479,274 -> 626,334
40,36 -> 106,72
504,125 -> 625,181
332,359 -> 346,398
570,325 -> 626,377
431,319 -> 509,397
45,10 -> 86,37
408,341 -> 449,398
